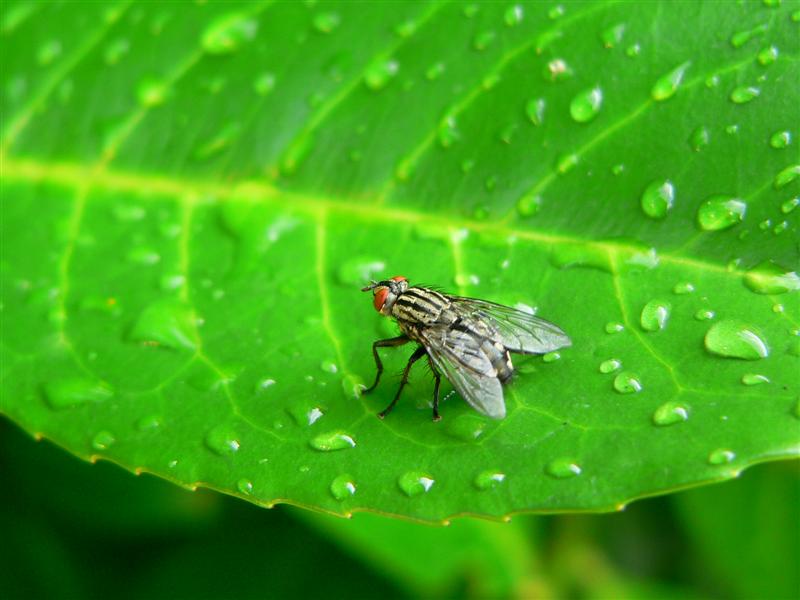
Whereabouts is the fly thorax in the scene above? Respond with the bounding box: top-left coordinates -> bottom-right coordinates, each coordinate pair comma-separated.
390,287 -> 448,325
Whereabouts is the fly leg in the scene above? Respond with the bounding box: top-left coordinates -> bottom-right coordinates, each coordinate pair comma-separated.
428,355 -> 442,422
378,345 -> 426,419
363,335 -> 409,395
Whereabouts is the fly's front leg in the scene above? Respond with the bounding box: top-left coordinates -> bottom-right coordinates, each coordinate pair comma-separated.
379,346 -> 426,419
428,355 -> 442,422
363,335 -> 409,394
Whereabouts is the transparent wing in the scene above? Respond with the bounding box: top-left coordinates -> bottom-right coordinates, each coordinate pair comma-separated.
449,297 -> 572,354
418,325 -> 506,419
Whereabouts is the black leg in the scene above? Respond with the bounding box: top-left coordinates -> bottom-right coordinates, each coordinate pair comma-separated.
378,346 -> 426,419
428,356 -> 442,422
363,335 -> 409,395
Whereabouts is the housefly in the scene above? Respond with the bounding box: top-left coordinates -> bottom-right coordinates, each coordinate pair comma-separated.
361,276 -> 571,421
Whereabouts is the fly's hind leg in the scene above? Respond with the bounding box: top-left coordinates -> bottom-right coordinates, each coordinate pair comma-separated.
428,355 -> 442,422
378,345 -> 426,419
363,335 -> 409,395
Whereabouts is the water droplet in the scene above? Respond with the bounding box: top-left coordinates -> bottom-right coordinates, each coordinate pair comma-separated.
504,5 -> 523,26
640,300 -> 671,332
729,23 -> 767,48
37,39 -> 62,66
499,122 -> 518,144
92,430 -> 116,451
516,192 -> 542,217
471,470 -> 505,491
626,43 -> 641,57
743,260 -> 800,294
398,471 -> 435,497
601,23 -> 625,48
651,61 -> 691,101
484,175 -> 497,191
205,425 -> 241,455
546,458 -> 582,478
482,73 -> 501,90
548,4 -> 565,19
551,242 -> 611,273
770,130 -> 791,149
673,282 -> 695,294
364,58 -> 398,91
237,478 -> 253,494
253,71 -> 276,96
472,30 -> 496,51
569,87 -> 603,123
341,374 -> 366,400
320,359 -> 338,374
437,115 -> 459,148
742,373 -> 770,386
613,371 -> 642,394
137,414 -> 162,431
544,58 -> 573,82
44,377 -> 113,410
640,179 -> 675,219
689,126 -> 710,151
288,402 -> 325,426
556,153 -> 579,174
757,45 -> 779,65
445,413 -> 487,441
612,164 -> 625,175
463,4 -> 479,18
312,11 -> 340,33
136,77 -> 170,107
605,321 -> 625,334
599,359 -> 621,373
708,449 -> 736,465
696,195 -> 746,231
424,61 -> 445,81
653,401 -> 689,426
310,431 -> 356,452
201,13 -> 257,54
330,474 -> 357,500
524,97 -> 546,126
774,164 -> 800,189
130,298 -> 196,350
781,197 -> 799,214
730,85 -> 760,104
705,320 -> 769,360
104,38 -> 130,65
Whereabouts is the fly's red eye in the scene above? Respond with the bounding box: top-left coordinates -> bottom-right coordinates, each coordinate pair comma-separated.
391,275 -> 407,282
373,287 -> 389,312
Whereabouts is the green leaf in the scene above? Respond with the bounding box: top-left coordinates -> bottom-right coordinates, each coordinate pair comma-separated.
1,1 -> 798,522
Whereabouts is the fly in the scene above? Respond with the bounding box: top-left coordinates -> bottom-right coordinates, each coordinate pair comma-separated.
361,276 -> 572,421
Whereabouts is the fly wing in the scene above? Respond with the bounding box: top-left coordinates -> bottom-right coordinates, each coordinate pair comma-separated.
418,325 -> 506,419
449,297 -> 571,354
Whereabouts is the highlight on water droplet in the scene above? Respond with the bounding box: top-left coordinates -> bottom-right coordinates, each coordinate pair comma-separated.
556,152 -> 579,174
504,4 -> 523,26
544,58 -> 573,82
708,448 -> 736,465
129,298 -> 197,350
652,401 -> 689,426
605,321 -> 625,334
673,282 -> 695,294
288,402 -> 325,427
330,474 -> 357,500
201,12 -> 258,54
640,300 -> 671,332
44,377 -> 113,410
599,359 -> 622,374
237,478 -> 253,494
695,308 -> 715,321
398,471 -> 435,497
770,130 -> 791,149
781,197 -> 799,214
696,195 -> 747,231
438,115 -> 459,148
92,430 -> 116,451
743,260 -> 800,294
364,58 -> 398,91
474,470 -> 506,490
689,126 -> 710,151
730,85 -> 760,104
546,458 -> 582,479
704,320 -> 769,360
651,61 -> 690,101
742,373 -> 769,386
640,179 -> 675,219
310,431 -> 356,452
614,371 -> 642,394
205,424 -> 241,456
569,86 -> 603,123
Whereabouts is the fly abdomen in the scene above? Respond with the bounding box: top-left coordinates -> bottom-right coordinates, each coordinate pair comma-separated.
484,339 -> 514,383
392,287 -> 449,325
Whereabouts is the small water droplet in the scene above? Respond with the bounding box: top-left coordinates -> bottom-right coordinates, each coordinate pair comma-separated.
310,431 -> 356,452
640,300 -> 671,332
201,12 -> 257,54
689,125 -> 710,151
730,23 -> 767,48
136,77 -> 170,107
336,257 -> 385,287
705,320 -> 769,360
781,197 -> 799,214
569,87 -> 603,123
394,18 -> 417,37
556,153 -> 579,174
653,401 -> 690,426
708,449 -> 736,465
205,425 -> 241,455
770,130 -> 791,149
651,61 -> 691,101
599,359 -> 621,373
320,359 -> 338,374
424,61 -> 445,81
463,4 -> 479,18
330,474 -> 357,500
601,23 -> 625,48
44,378 -> 113,410
730,85 -> 760,104
757,45 -> 779,65
742,373 -> 770,386
104,38 -> 130,65
126,246 -> 160,265
548,4 -> 565,19
472,30 -> 496,51
237,478 -> 253,494
504,4 -> 523,26
542,352 -> 560,363
499,122 -> 518,145
640,179 -> 675,219
525,97 -> 546,126
473,470 -> 506,490
743,261 -> 800,294
288,402 -> 325,426
544,58 -> 573,82
398,471 -> 435,497
137,414 -> 162,431
364,58 -> 398,91
313,11 -> 340,34
626,43 -> 641,57
438,115 -> 459,148
614,371 -> 642,394
516,192 -> 542,217
484,175 -> 497,191
673,282 -> 695,294
445,413 -> 487,441
696,195 -> 747,231
774,164 -> 800,189
91,430 -> 116,451
37,39 -> 62,66
546,458 -> 582,478
605,321 -> 625,334
129,298 -> 196,350
253,72 -> 276,96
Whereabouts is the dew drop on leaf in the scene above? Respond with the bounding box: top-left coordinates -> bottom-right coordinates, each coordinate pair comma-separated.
525,97 -> 546,126
550,242 -> 611,273
205,425 -> 241,456
743,261 -> 800,294
445,413 -> 487,441
398,471 -> 435,497
341,374 -> 366,400
689,126 -> 710,151
730,86 -> 760,104
91,430 -> 116,451
741,373 -> 770,386
253,72 -> 276,96
605,321 -> 625,334
556,152 -> 579,174
601,23 -> 625,48
569,86 -> 603,123
672,282 -> 695,294
364,58 -> 398,91
504,5 -> 523,26
104,38 -> 130,65
757,45 -> 779,65
599,359 -> 621,373
651,61 -> 690,101
770,130 -> 791,148
312,12 -> 340,34
136,77 -> 170,107
37,39 -> 62,66
640,179 -> 675,219
781,197 -> 799,214
425,62 -> 445,81
472,30 -> 496,51
237,478 -> 253,494
652,401 -> 690,426
696,196 -> 746,231
704,320 -> 769,360
309,431 -> 356,452
473,470 -> 506,490
544,58 -> 573,82
330,474 -> 357,500
201,13 -> 257,54
729,23 -> 767,48
543,351 -> 561,363
548,4 -> 565,19
126,246 -> 160,265
613,371 -> 642,394
320,359 -> 338,374
774,164 -> 800,189
640,299 -> 671,332
288,403 -> 325,427
516,192 -> 542,217
137,414 -> 163,431
437,116 -> 459,148
546,458 -> 582,479
129,298 -> 196,350
44,377 -> 113,410
708,449 -> 736,465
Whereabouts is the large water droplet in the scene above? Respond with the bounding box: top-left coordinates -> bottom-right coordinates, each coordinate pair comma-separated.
640,179 -> 675,219
205,425 -> 241,455
757,45 -> 779,65
473,470 -> 506,490
569,87 -> 603,123
445,413 -> 487,441
696,196 -> 746,230
651,61 -> 691,101
599,359 -> 621,373
730,85 -> 760,104
652,401 -> 689,426
201,13 -> 257,54
129,299 -> 196,350
704,320 -> 769,360
708,449 -> 736,465
44,378 -> 113,410
546,458 -> 582,478
310,431 -> 356,451
743,261 -> 799,294
398,471 -> 435,497
91,430 -> 116,451
330,474 -> 357,500
614,372 -> 642,394
364,58 -> 398,91
640,300 -> 671,332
